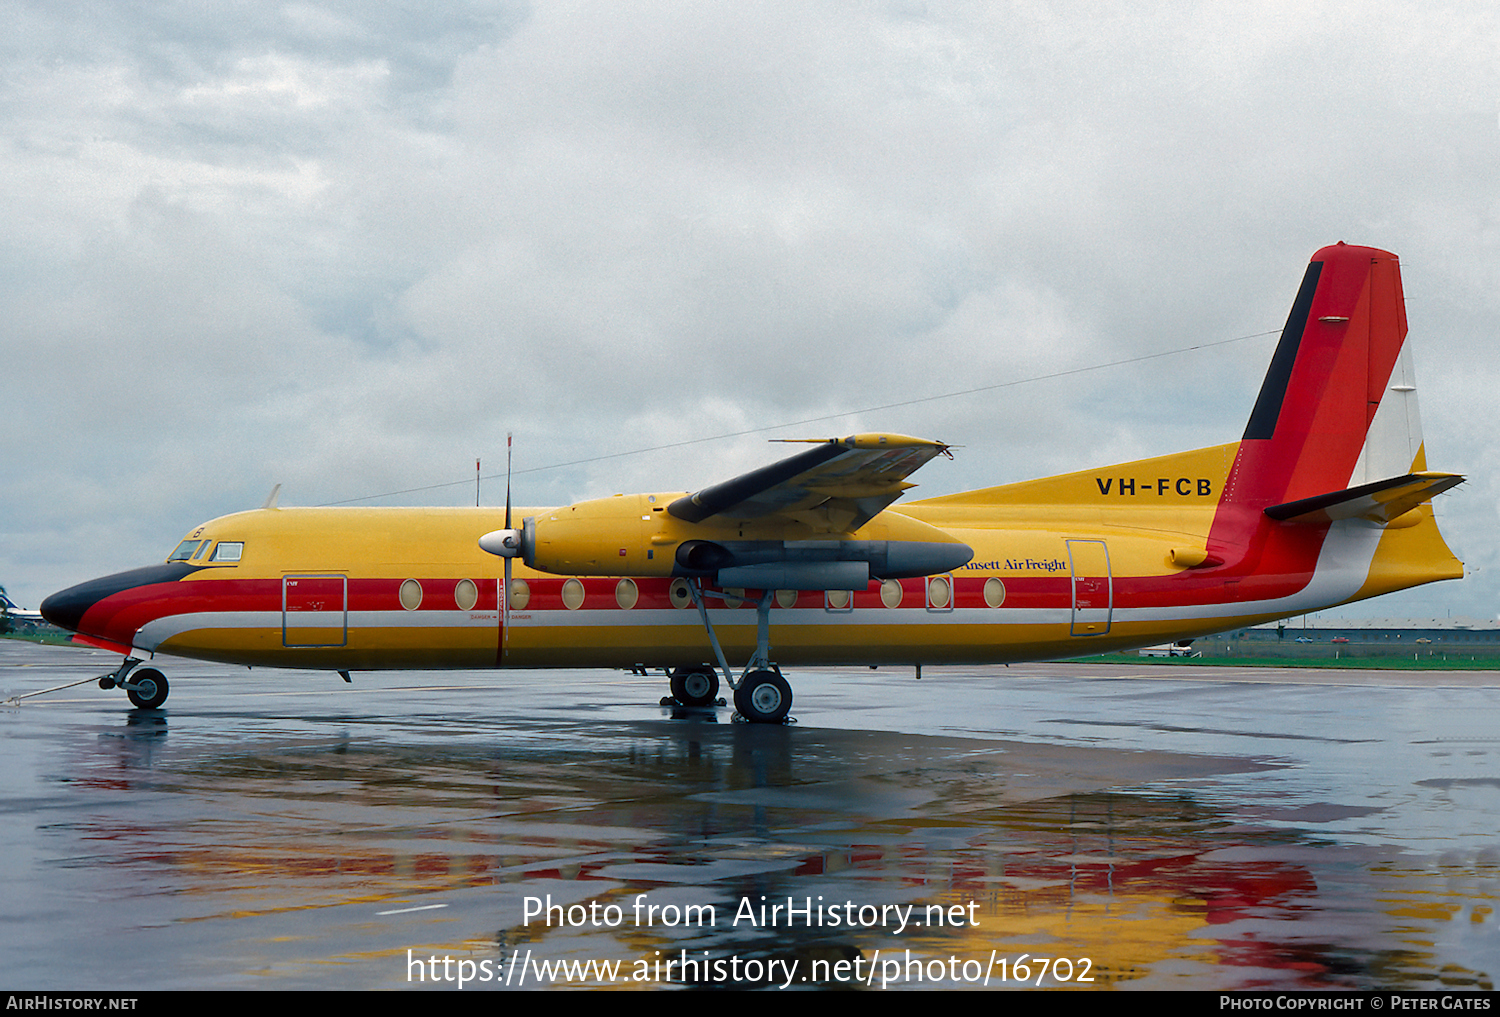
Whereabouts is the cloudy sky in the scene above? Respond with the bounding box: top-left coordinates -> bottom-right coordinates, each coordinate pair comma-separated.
3,1 -> 1497,623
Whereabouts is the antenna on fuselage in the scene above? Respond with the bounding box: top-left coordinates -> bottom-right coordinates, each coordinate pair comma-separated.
262,484 -> 282,510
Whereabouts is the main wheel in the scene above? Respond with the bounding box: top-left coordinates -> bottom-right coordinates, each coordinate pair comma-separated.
670,666 -> 720,707
127,668 -> 169,709
733,669 -> 791,724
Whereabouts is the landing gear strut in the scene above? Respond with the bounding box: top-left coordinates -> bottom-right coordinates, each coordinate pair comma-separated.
687,581 -> 796,724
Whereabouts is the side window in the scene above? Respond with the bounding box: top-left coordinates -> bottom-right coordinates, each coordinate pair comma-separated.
210,541 -> 244,562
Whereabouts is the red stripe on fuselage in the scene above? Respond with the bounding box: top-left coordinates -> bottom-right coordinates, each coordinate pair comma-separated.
78,564 -> 1343,657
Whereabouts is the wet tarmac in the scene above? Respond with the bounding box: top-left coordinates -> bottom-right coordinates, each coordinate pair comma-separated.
1,639 -> 1496,991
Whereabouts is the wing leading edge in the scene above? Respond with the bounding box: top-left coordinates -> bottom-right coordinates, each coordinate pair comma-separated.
1264,471 -> 1464,524
668,433 -> 953,533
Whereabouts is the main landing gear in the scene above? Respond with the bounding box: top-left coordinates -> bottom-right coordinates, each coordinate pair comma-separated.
684,581 -> 796,724
733,668 -> 792,724
98,658 -> 170,709
668,665 -> 721,708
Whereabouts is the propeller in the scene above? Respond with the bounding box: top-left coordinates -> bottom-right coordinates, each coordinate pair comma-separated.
477,433 -> 523,656
504,434 -> 512,649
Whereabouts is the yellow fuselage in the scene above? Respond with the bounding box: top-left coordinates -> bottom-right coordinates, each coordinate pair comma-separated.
93,441 -> 1457,673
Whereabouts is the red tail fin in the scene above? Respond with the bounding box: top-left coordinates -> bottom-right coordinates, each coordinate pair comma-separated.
1228,242 -> 1413,509
1204,243 -> 1451,578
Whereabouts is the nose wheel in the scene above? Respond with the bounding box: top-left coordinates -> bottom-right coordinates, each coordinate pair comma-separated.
125,667 -> 169,709
94,658 -> 171,709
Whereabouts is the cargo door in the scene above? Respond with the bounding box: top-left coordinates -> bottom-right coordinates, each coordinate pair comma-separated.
283,575 -> 348,647
1067,540 -> 1112,637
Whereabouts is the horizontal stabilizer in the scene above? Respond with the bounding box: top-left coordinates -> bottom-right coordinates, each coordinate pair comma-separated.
1264,472 -> 1463,524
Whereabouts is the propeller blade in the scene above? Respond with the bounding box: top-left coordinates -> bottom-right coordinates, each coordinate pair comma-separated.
503,433 -> 512,653
503,556 -> 512,658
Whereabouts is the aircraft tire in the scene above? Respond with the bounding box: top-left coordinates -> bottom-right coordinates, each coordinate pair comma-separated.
670,666 -> 719,707
127,668 -> 169,709
734,669 -> 791,724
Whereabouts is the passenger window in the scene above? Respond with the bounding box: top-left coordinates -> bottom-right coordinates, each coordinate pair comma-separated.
168,540 -> 202,562
210,541 -> 244,562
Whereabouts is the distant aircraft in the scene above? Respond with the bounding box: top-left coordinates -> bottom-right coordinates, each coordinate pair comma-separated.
1,586 -> 44,626
0,585 -> 65,644
41,244 -> 1464,718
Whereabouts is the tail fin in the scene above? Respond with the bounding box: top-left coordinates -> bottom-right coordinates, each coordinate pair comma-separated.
906,243 -> 1461,607
1228,242 -> 1433,509
1209,243 -> 1462,591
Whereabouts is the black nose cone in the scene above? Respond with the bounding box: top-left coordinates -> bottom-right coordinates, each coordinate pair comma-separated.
41,563 -> 202,633
40,585 -> 94,633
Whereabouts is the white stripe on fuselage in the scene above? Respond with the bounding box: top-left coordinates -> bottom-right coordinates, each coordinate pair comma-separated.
133,609 -> 499,651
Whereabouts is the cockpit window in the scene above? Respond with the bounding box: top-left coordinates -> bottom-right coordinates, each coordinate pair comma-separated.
192,541 -> 211,560
168,540 -> 203,562
210,541 -> 244,562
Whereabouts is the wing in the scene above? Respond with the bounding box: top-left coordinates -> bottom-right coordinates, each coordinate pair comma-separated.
667,433 -> 953,533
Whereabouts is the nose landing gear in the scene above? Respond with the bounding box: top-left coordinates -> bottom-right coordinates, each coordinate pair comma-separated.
125,668 -> 169,709
98,658 -> 170,709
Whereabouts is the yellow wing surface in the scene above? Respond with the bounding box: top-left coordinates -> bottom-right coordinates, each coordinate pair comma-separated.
667,433 -> 952,533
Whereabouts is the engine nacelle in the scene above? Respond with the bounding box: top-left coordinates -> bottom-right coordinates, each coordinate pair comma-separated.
523,493 -> 678,577
480,492 -> 974,588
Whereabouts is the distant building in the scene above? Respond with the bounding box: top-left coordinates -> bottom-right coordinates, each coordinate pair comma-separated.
1244,617 -> 1500,642
1188,617 -> 1500,660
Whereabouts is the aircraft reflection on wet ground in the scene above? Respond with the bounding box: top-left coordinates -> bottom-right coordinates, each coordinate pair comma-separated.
1,640 -> 1496,990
